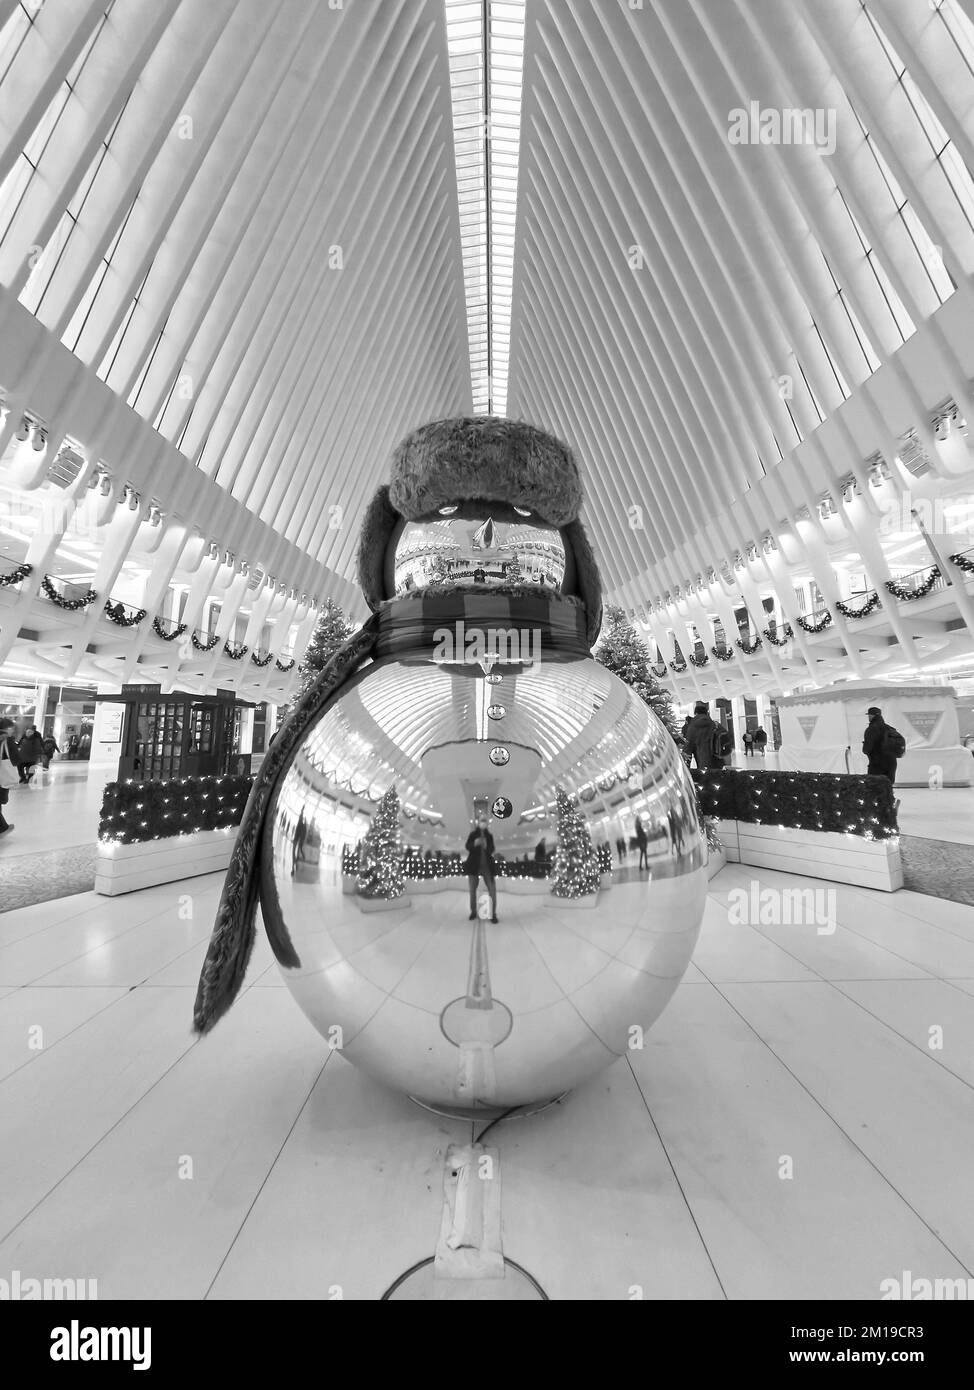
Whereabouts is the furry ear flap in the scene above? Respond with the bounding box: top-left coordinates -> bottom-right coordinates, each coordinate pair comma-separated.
357,485 -> 400,610
562,518 -> 603,648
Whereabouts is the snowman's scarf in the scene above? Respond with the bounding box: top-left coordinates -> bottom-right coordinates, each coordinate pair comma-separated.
193,619 -> 381,1034
192,588 -> 591,1035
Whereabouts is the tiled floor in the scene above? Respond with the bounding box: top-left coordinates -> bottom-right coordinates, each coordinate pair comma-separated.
1,863 -> 972,1299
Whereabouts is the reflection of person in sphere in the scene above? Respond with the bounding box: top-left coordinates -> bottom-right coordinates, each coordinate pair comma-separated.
464,814 -> 497,923
292,810 -> 308,876
635,816 -> 649,870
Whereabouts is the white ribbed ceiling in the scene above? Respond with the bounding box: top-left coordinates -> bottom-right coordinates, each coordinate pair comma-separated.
508,0 -> 974,613
0,0 -> 472,596
2,0 -> 974,643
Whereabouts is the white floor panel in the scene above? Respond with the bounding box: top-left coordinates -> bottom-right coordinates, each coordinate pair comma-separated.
0,858 -> 971,1299
0,986 -> 198,1239
721,980 -> 974,1273
0,986 -> 128,1083
207,1057 -> 469,1301
632,984 -> 970,1299
0,991 -> 330,1298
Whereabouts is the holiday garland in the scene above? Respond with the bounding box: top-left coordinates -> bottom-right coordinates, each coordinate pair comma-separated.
711,644 -> 735,662
835,592 -> 881,619
275,657 -> 296,672
763,624 -> 793,646
153,617 -> 187,641
949,551 -> 974,574
796,610 -> 833,633
42,574 -> 98,609
884,566 -> 941,600
250,649 -> 274,668
104,599 -> 147,627
736,634 -> 763,655
650,662 -> 668,678
669,658 -> 688,674
688,651 -> 710,667
0,562 -> 32,588
191,631 -> 220,652
224,640 -> 249,661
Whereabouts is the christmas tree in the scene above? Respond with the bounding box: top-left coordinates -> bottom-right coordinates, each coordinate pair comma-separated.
357,787 -> 405,899
594,605 -> 680,738
295,598 -> 356,702
550,787 -> 601,899
503,552 -> 524,583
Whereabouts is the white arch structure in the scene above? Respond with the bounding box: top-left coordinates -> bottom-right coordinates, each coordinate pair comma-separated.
0,0 -> 973,704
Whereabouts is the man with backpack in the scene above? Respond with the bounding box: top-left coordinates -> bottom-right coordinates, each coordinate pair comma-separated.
862,706 -> 905,785
684,701 -> 731,770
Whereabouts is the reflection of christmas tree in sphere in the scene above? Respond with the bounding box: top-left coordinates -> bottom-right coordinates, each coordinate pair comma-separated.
550,788 -> 601,898
357,786 -> 405,899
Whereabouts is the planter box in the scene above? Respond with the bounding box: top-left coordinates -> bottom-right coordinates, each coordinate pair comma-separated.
715,818 -> 901,892
355,893 -> 412,913
547,891 -> 600,909
95,828 -> 236,897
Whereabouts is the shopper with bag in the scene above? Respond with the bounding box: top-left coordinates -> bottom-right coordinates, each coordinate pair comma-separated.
0,718 -> 20,836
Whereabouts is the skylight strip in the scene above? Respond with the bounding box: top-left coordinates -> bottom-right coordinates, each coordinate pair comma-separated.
445,0 -> 525,416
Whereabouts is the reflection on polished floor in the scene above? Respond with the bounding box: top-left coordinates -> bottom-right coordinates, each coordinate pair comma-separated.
1,863 -> 973,1299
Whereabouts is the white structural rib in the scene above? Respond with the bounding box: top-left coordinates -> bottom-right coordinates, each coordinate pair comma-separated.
509,0 -> 974,696
0,0 -> 471,595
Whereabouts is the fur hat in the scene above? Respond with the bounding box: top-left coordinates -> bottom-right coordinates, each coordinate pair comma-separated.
357,416 -> 603,645
388,416 -> 584,525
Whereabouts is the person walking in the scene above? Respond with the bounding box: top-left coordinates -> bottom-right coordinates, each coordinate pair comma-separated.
17,725 -> 44,783
862,706 -> 903,786
683,701 -> 728,770
753,726 -> 768,757
635,816 -> 649,870
66,730 -> 80,760
464,814 -> 498,923
743,729 -> 754,757
0,718 -> 19,835
41,733 -> 60,770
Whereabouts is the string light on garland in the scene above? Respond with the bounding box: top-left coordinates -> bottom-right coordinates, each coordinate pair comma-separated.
153,616 -> 187,641
251,650 -> 274,667
650,662 -> 668,678
104,599 -> 147,627
796,610 -> 833,633
690,766 -> 897,840
275,657 -> 296,672
688,652 -> 710,667
224,640 -> 250,661
711,645 -> 735,662
669,659 -> 688,674
949,551 -> 974,575
0,562 -> 32,588
884,566 -> 940,601
736,634 -> 763,655
763,624 -> 793,646
41,574 -> 98,610
98,774 -> 252,844
191,631 -> 220,652
835,592 -> 880,619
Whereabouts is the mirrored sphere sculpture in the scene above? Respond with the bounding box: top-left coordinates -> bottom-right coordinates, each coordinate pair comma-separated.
260,654 -> 707,1109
